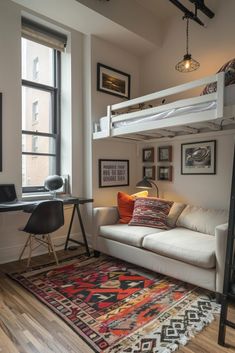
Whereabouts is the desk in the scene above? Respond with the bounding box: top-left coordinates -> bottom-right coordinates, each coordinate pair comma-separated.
61,197 -> 93,255
0,196 -> 93,257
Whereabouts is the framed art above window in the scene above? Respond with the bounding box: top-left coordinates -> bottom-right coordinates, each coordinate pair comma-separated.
99,159 -> 129,187
181,140 -> 216,175
97,63 -> 131,99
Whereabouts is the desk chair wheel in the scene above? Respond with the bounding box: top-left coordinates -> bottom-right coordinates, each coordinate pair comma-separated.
18,200 -> 64,267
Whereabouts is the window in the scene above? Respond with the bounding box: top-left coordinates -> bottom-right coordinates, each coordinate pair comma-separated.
32,100 -> 39,122
21,18 -> 66,192
33,57 -> 39,80
32,136 -> 38,152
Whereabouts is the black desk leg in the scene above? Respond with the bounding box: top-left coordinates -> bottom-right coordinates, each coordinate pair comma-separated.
76,204 -> 90,257
64,204 -> 76,250
64,203 -> 90,257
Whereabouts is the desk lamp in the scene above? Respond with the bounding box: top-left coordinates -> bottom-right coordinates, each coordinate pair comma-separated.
136,177 -> 159,198
44,175 -> 64,198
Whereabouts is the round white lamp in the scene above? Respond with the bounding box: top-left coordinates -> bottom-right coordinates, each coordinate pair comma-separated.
44,175 -> 63,198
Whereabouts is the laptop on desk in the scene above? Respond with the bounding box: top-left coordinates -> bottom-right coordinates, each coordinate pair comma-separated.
0,184 -> 18,203
0,184 -> 36,208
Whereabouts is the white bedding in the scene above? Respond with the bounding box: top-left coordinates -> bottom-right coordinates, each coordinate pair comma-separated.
113,101 -> 216,128
98,84 -> 235,132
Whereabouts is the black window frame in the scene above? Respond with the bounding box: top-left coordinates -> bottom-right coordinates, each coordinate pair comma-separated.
22,48 -> 61,193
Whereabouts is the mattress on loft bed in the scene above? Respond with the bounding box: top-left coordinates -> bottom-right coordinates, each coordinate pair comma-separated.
99,84 -> 235,132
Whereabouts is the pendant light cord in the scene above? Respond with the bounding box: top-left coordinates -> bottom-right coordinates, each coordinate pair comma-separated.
186,17 -> 189,55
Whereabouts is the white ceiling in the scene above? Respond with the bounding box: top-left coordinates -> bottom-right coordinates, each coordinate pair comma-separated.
12,0 -> 219,56
135,0 -> 178,21
135,0 -> 219,22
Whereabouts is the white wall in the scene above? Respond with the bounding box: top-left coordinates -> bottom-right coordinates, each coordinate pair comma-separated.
0,2 -> 141,262
0,0 -> 22,195
1,0 -> 235,263
141,0 -> 235,95
76,0 -> 162,47
0,0 -> 85,263
90,36 -> 141,206
139,131 -> 234,210
138,0 -> 235,210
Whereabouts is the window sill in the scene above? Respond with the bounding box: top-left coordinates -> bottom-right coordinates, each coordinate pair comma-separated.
22,192 -> 53,201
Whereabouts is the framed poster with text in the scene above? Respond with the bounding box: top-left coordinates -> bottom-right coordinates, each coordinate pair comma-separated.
99,159 -> 129,187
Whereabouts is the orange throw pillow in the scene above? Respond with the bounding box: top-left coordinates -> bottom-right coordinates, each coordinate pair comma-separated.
117,191 -> 148,224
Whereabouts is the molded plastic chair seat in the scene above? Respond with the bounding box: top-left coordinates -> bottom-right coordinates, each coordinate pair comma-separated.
19,200 -> 64,267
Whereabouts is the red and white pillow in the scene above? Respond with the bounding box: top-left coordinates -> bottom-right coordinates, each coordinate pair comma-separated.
129,197 -> 173,229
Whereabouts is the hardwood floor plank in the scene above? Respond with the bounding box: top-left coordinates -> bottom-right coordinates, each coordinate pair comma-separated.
0,327 -> 20,353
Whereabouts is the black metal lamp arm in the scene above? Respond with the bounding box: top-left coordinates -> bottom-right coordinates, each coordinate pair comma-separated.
149,180 -> 159,198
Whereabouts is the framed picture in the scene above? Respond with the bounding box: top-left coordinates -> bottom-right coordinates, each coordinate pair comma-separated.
143,166 -> 155,180
99,159 -> 129,187
158,166 -> 172,181
158,146 -> 172,162
97,63 -> 131,99
142,147 -> 154,162
181,140 -> 216,175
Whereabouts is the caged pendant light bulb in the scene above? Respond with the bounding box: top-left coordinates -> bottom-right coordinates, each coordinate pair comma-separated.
175,17 -> 200,73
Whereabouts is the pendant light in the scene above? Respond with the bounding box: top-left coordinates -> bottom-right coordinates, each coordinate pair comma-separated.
175,17 -> 200,73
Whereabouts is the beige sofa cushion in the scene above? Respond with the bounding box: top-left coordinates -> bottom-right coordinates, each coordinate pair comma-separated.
166,202 -> 186,228
99,224 -> 164,247
176,205 -> 228,235
142,228 -> 216,269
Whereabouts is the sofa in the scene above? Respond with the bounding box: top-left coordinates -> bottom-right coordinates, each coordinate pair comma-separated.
93,202 -> 228,294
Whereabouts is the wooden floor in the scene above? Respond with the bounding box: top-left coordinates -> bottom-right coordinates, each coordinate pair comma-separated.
0,249 -> 235,353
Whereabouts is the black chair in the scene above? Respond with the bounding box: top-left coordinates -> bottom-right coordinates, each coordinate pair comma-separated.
19,200 -> 64,267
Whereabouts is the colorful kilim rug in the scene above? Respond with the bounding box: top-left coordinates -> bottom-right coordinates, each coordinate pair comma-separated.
9,255 -> 220,353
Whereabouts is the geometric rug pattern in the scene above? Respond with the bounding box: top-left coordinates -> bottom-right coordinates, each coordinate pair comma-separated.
9,255 -> 220,353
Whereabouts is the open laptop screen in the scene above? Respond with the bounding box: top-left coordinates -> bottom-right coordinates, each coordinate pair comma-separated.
0,184 -> 17,203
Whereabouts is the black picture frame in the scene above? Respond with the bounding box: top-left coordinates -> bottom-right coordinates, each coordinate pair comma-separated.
143,166 -> 155,180
158,146 -> 172,162
0,93 -> 2,172
99,159 -> 129,187
181,140 -> 216,175
158,166 -> 173,181
97,63 -> 131,99
142,147 -> 154,162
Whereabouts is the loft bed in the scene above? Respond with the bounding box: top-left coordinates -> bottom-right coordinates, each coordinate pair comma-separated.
93,72 -> 235,142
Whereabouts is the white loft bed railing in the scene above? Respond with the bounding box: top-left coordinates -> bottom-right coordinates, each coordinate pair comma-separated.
93,72 -> 235,141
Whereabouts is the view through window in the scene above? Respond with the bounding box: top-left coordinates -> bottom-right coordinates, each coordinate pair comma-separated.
21,37 -> 60,192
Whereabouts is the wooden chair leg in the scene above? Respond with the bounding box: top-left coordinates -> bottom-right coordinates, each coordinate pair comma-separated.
19,234 -> 31,261
27,235 -> 33,267
47,234 -> 59,265
48,238 -> 51,255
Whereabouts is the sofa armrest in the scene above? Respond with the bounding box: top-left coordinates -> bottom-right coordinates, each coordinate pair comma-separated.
215,223 -> 228,293
92,207 -> 119,249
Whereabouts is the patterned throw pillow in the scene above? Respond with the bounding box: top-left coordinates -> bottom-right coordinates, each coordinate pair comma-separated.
201,58 -> 235,95
117,191 -> 148,224
129,197 -> 173,229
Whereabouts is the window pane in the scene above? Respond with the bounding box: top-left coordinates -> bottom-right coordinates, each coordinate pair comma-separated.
22,134 -> 56,154
22,155 -> 56,187
22,86 -> 53,133
21,38 -> 54,86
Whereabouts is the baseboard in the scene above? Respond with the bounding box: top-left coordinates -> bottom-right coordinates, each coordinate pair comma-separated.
0,232 -> 93,264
